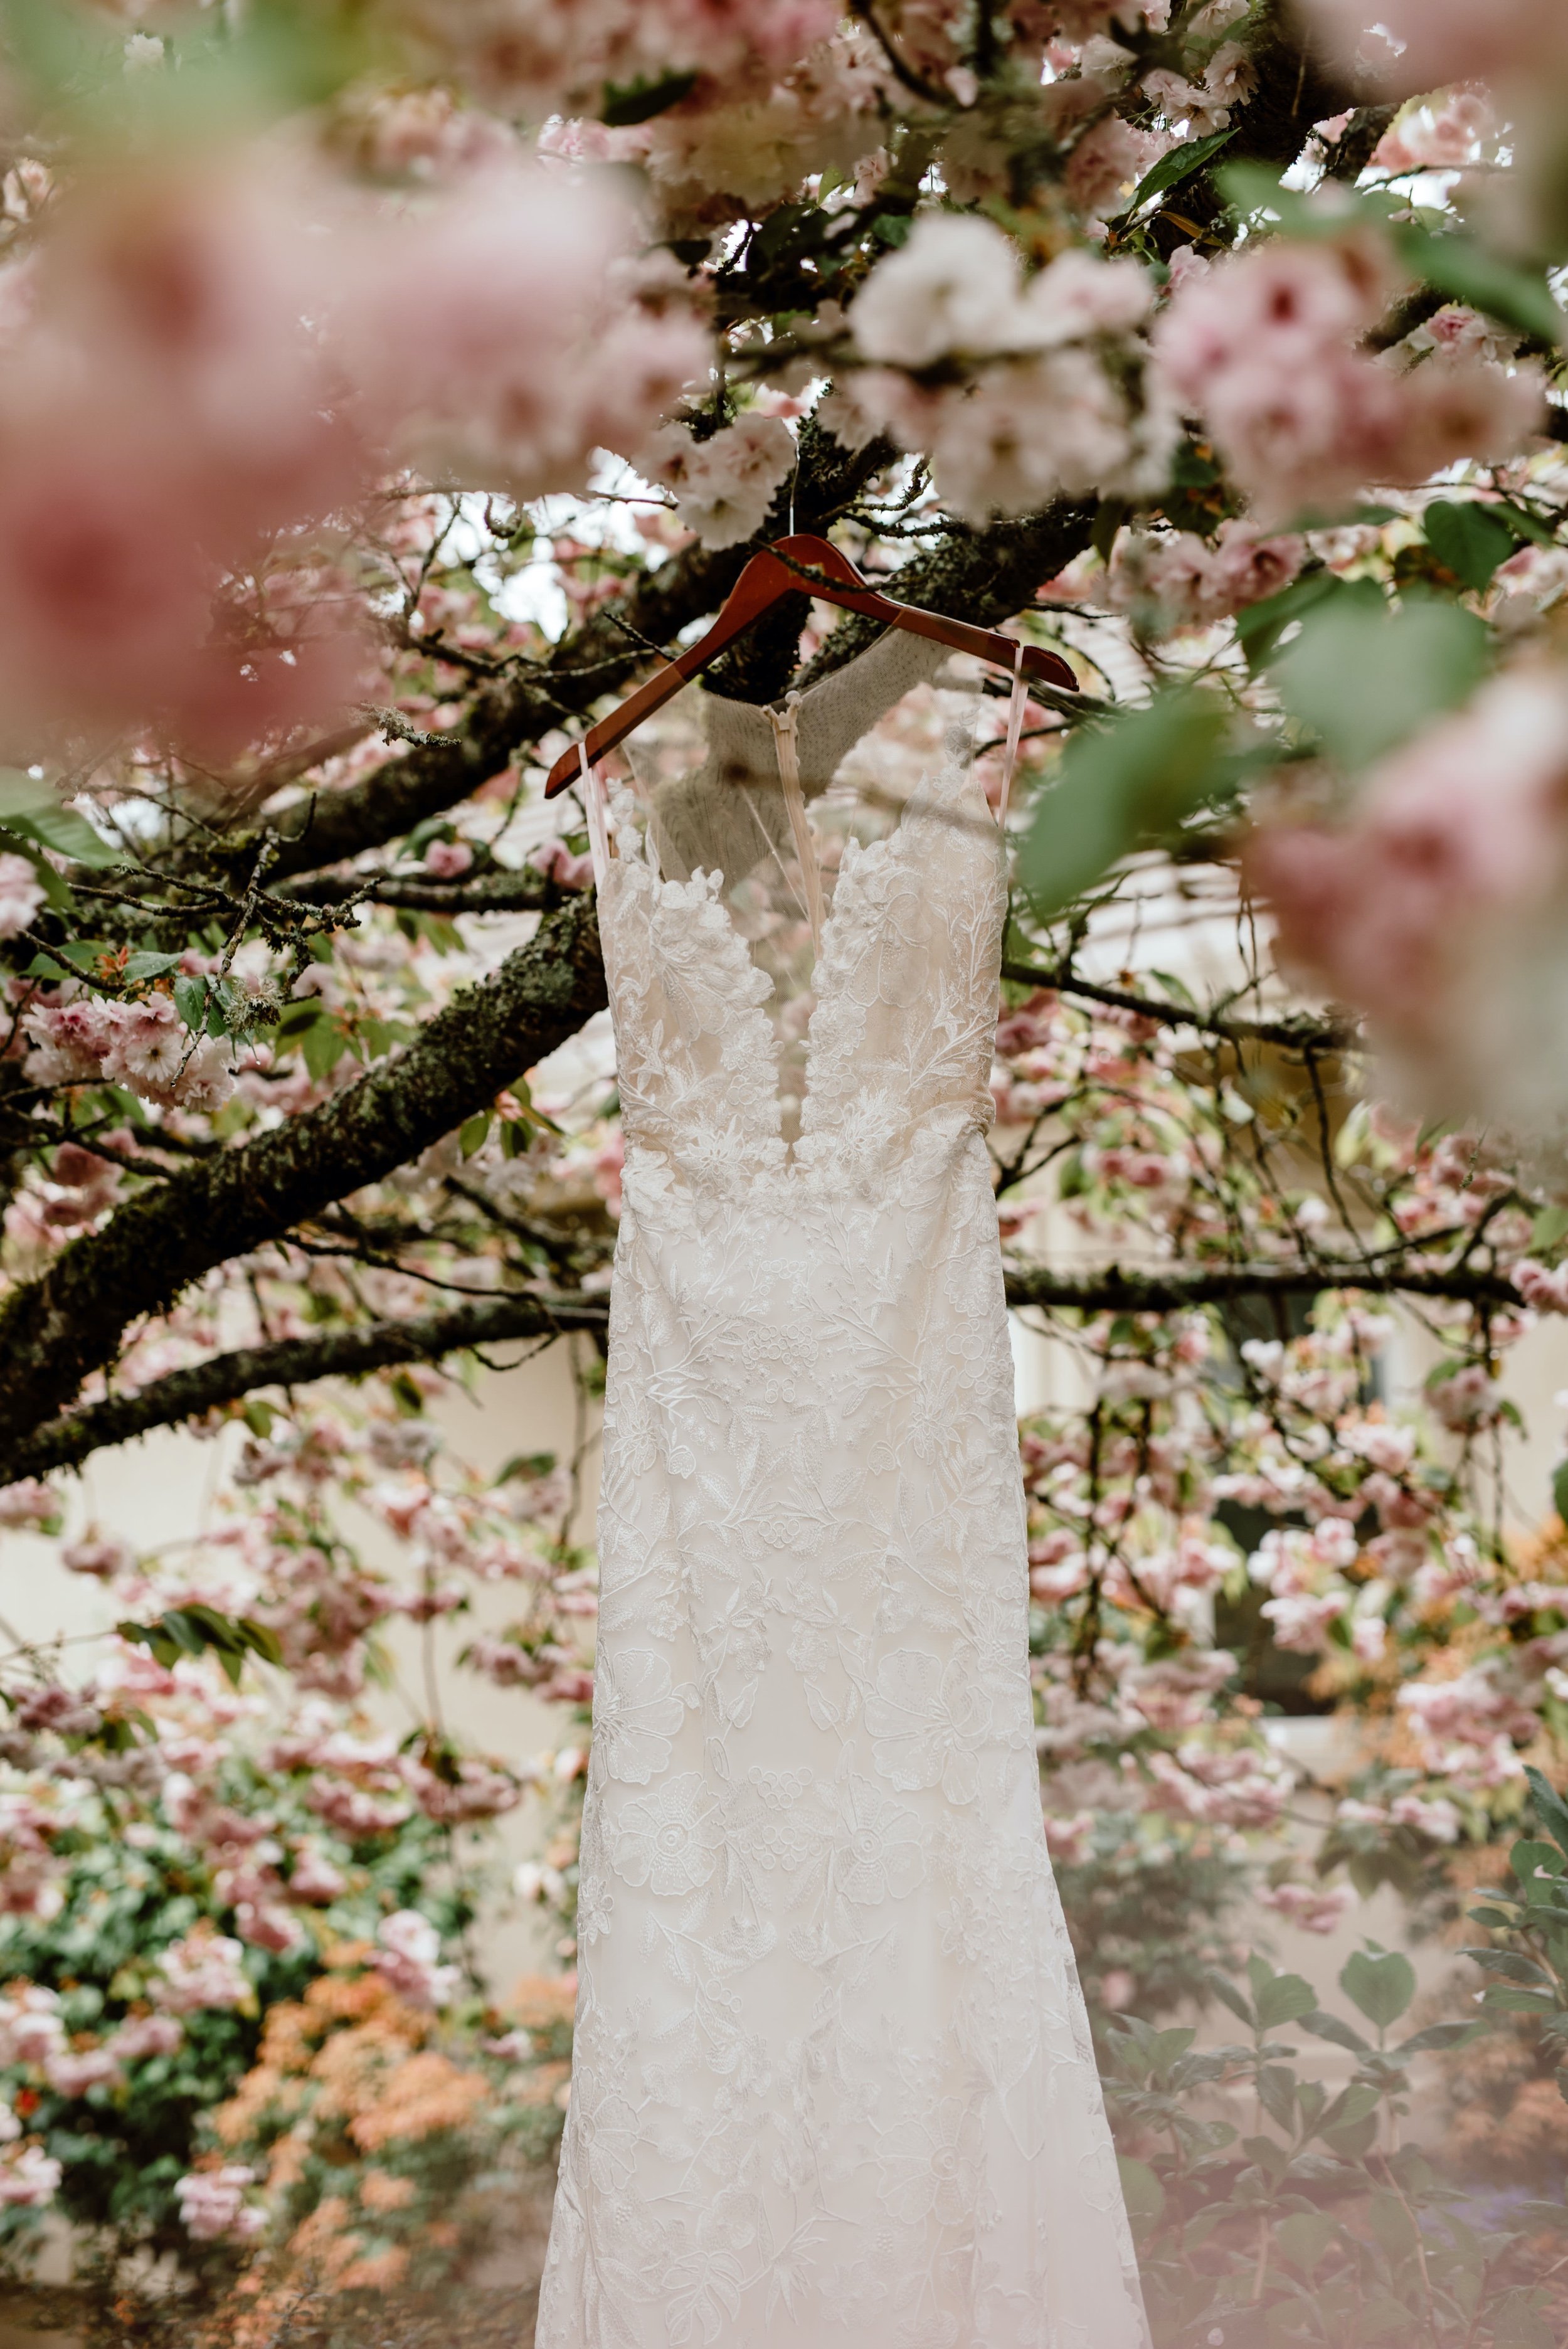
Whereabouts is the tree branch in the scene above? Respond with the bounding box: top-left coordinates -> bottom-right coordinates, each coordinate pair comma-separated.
1004,1261 -> 1520,1316
999,960 -> 1358,1053
278,868 -> 556,915
795,502 -> 1099,686
0,893 -> 609,1445
0,1293 -> 609,1486
0,1249 -> 1521,1489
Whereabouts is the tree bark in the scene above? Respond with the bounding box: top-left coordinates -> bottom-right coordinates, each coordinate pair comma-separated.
0,893 -> 608,1445
0,1291 -> 610,1484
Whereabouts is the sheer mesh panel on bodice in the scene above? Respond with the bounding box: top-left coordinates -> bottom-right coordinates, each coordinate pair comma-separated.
536,635 -> 1150,2349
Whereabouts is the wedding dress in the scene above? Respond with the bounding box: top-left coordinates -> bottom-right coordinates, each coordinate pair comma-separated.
535,633 -> 1150,2349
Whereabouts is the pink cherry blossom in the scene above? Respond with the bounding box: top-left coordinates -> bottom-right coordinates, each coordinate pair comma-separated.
851,214 -> 1027,366
0,853 -> 41,941
529,837 -> 596,891
1260,1590 -> 1345,1653
44,2047 -> 123,2099
175,2164 -> 264,2244
0,1987 -> 63,2068
285,1845 -> 346,1904
104,2013 -> 184,2062
1042,1810 -> 1096,1865
1389,1791 -> 1463,1843
0,1480 -> 58,1531
1249,665 -> 1568,1113
637,413 -> 796,550
1256,1880 -> 1357,1933
0,2145 -> 61,2209
423,837 -> 474,879
0,158 -> 369,762
405,0 -> 840,115
153,1925 -> 252,2015
372,1908 -> 463,2010
339,162 -> 709,504
1155,230 -> 1542,524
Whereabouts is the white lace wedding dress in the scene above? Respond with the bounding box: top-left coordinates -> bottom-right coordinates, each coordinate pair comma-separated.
536,635 -> 1150,2349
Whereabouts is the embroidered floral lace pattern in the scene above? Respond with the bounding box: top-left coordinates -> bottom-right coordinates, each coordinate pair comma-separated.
536,659 -> 1150,2349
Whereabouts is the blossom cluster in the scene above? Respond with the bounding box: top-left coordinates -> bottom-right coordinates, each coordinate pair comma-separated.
839,217 -> 1174,525
1154,228 -> 1542,528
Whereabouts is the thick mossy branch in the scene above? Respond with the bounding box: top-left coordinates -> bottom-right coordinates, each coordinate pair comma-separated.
0,1291 -> 609,1485
793,502 -> 1100,687
0,893 -> 608,1445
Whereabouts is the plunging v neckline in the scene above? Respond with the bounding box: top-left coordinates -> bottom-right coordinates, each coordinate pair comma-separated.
625,802 -> 903,1165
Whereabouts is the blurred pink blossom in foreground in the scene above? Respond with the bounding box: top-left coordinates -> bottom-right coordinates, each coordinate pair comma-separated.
1156,231 -> 1542,528
1299,0 -> 1568,96
1249,665 -> 1568,1120
0,151 -> 708,764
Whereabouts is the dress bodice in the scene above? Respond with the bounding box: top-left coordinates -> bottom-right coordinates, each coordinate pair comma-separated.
596,657 -> 1007,1198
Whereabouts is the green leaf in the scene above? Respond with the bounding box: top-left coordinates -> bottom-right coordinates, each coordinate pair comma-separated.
1482,1985 -> 1559,2013
235,1616 -> 283,1670
1553,1460 -> 1568,1526
0,772 -> 119,868
272,1000 -> 321,1039
1301,2008 -> 1371,2057
1534,1204 -> 1568,1251
1526,1766 -> 1568,1858
1121,127 -> 1234,217
458,1110 -> 492,1160
1511,1837 -> 1566,1884
172,975 -> 208,1032
1323,2080 -> 1382,2132
1271,592 -> 1490,769
300,1016 -> 349,1083
1205,1968 -> 1255,2027
116,1604 -> 279,1688
1234,571 -> 1375,673
1217,161 -> 1327,234
1017,689 -> 1234,918
1340,1948 -> 1416,2032
1424,499 -> 1520,592
1255,1971 -> 1317,2032
1394,2020 -> 1486,2056
1365,2190 -> 1419,2259
1276,2210 -> 1338,2277
121,950 -> 181,985
1460,1946 -> 1554,1985
1256,2063 -> 1296,2131
600,69 -> 697,126
1393,224 -> 1565,347
510,1076 -> 563,1136
1116,2155 -> 1165,2230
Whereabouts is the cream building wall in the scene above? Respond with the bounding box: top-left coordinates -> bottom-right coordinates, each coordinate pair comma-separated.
0,1340 -> 600,1988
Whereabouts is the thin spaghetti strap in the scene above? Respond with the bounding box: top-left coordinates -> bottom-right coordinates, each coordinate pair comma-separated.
580,742 -> 613,889
768,692 -> 825,956
997,639 -> 1029,828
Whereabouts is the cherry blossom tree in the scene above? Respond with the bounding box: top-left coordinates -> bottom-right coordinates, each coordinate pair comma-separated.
1,0 -> 1568,2301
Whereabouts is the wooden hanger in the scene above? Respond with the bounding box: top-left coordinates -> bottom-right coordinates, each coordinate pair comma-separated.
543,532 -> 1076,797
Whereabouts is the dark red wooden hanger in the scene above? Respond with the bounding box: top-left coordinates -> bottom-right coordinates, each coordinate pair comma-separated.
543,533 -> 1076,798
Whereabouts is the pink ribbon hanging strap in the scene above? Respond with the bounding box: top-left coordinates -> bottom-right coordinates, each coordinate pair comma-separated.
768,692 -> 825,957
580,741 -> 613,889
997,639 -> 1029,827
